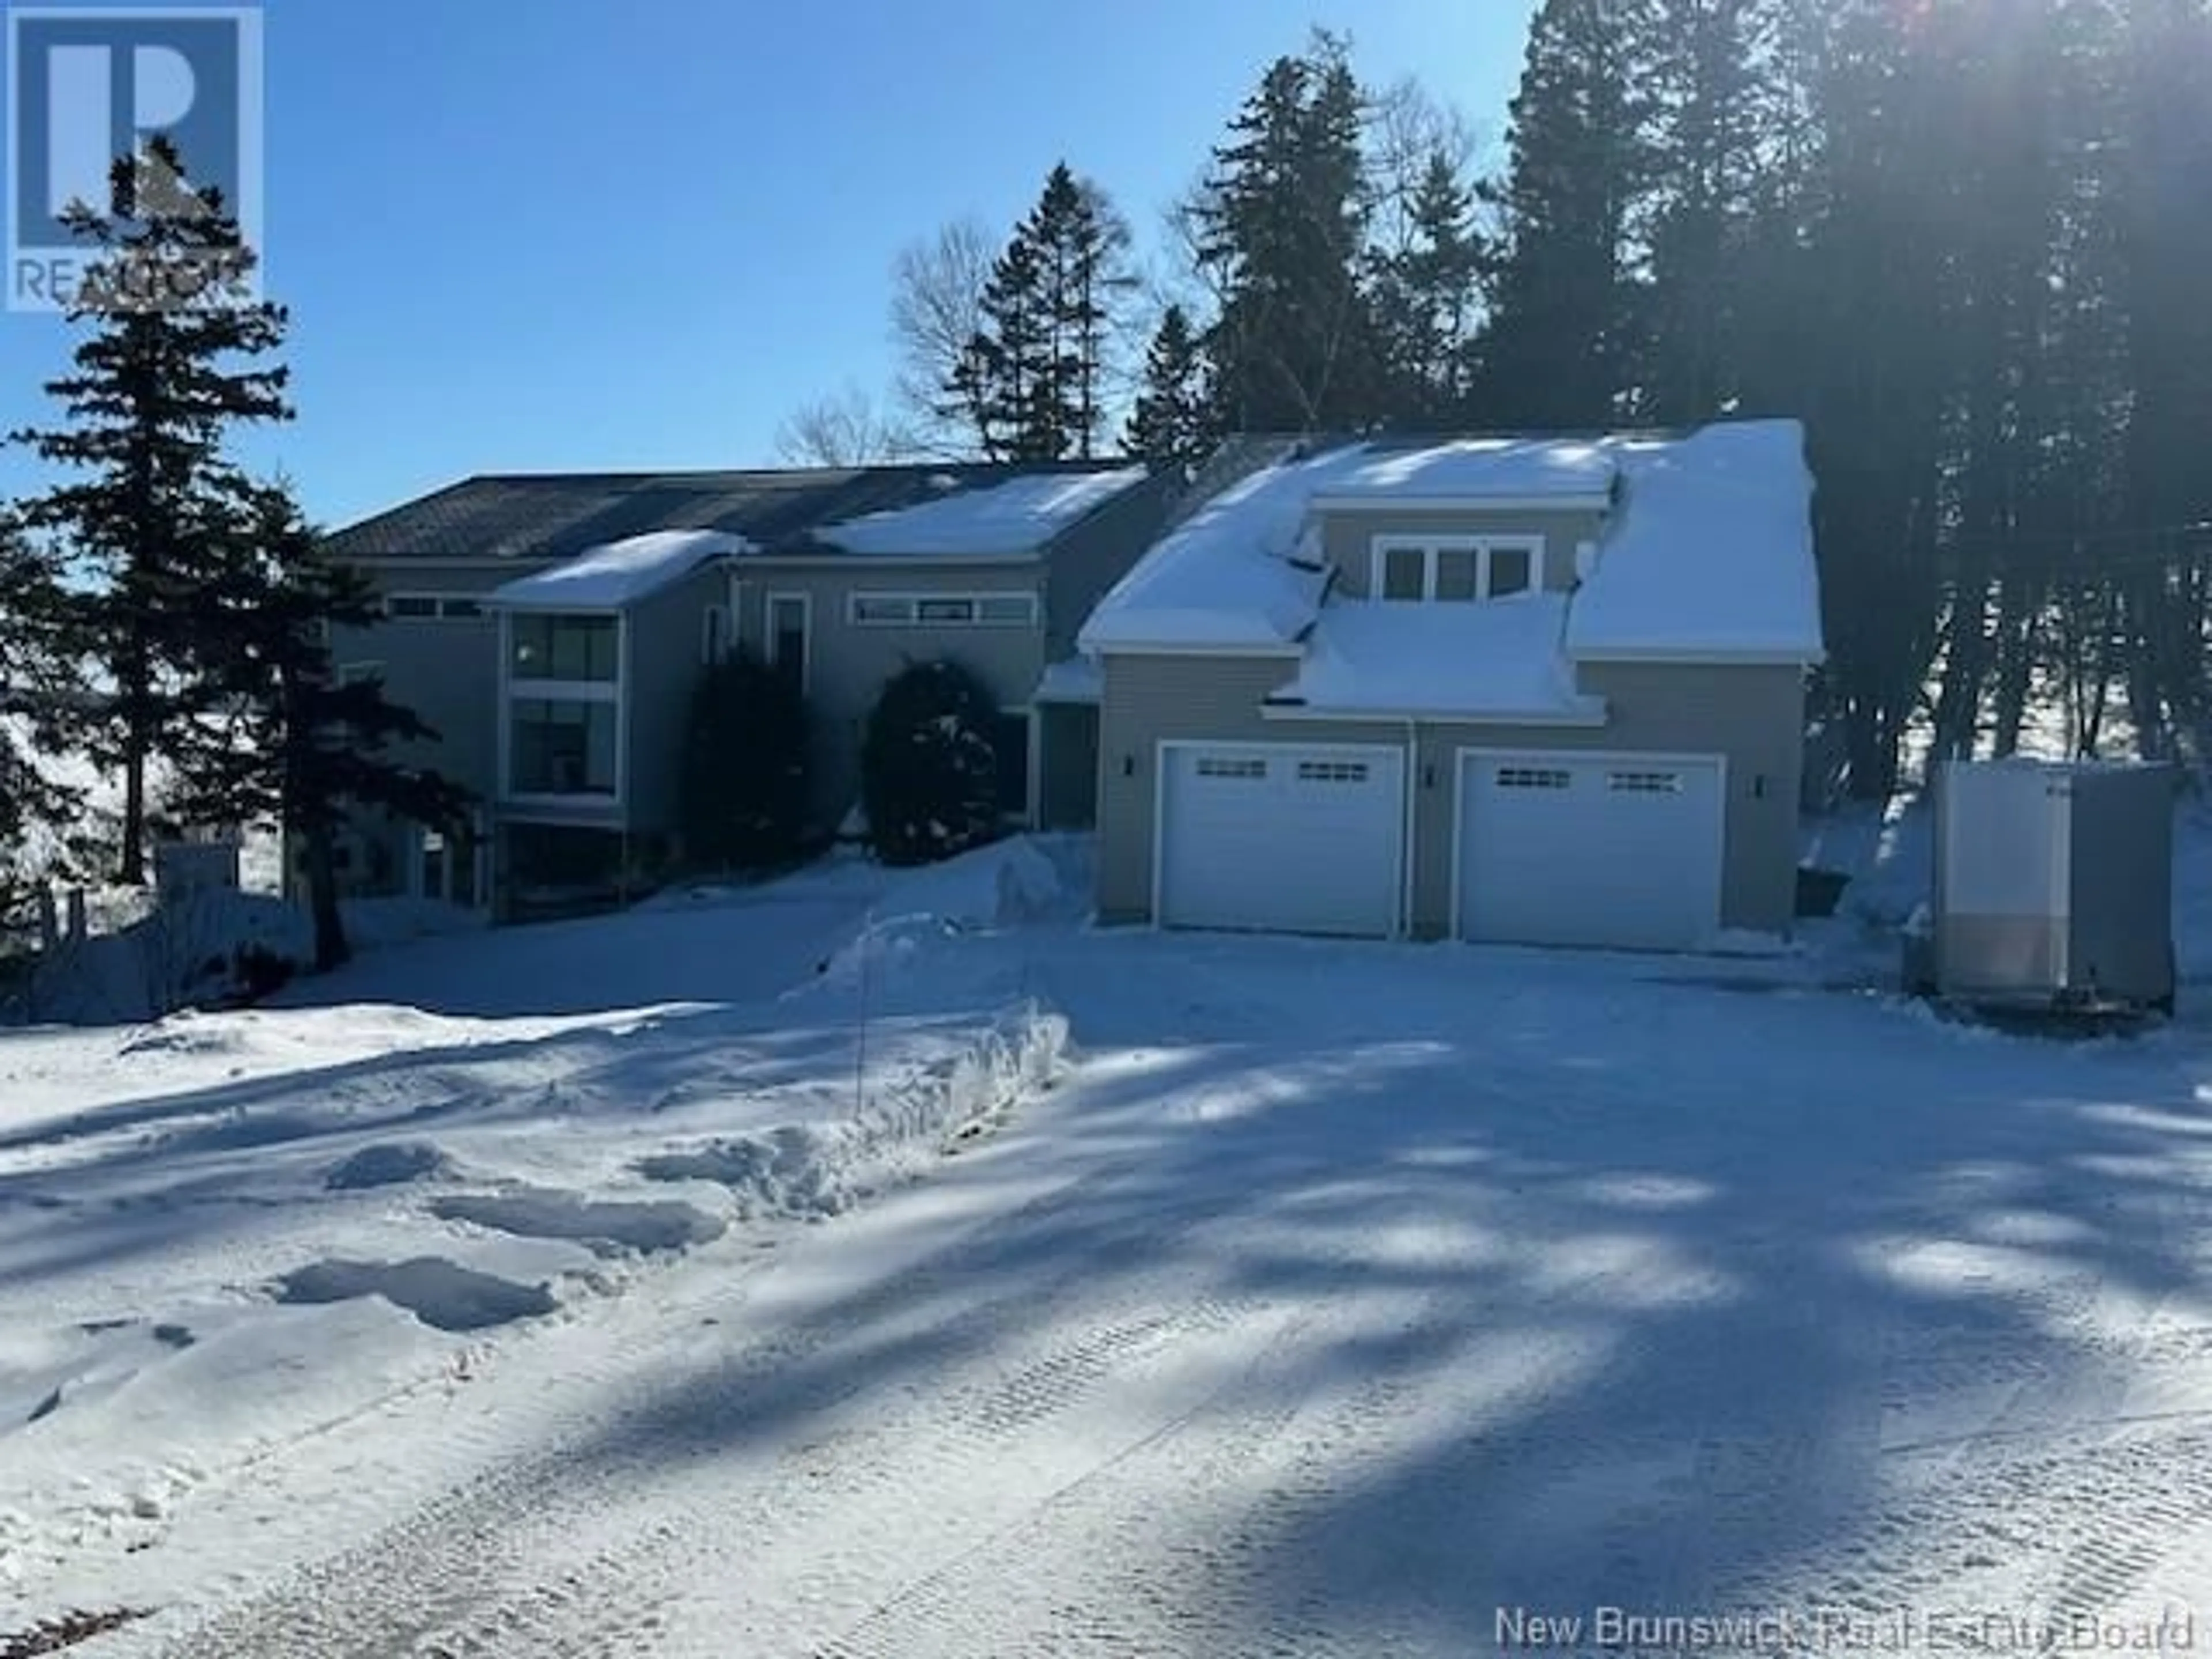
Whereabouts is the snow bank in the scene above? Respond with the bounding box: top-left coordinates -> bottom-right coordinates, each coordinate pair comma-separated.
815,467 -> 1146,557
803,836 -> 1073,990
486,529 -> 746,609
1569,421 -> 1824,662
1277,592 -> 1601,719
637,998 -> 1067,1220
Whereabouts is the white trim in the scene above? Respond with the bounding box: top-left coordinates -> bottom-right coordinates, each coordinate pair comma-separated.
1312,493 -> 1613,515
1150,738 -> 1408,939
1083,641 -> 1304,660
766,590 -> 812,694
847,590 -> 1040,628
1570,645 -> 1827,668
728,575 -> 748,653
380,592 -> 487,622
734,551 -> 1044,570
1369,533 -> 1547,603
507,677 -> 618,703
1447,746 -> 1729,945
1260,702 -> 1609,728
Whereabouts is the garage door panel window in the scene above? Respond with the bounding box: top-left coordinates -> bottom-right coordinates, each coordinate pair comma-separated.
1297,760 -> 1370,783
1610,770 -> 1684,794
1497,766 -> 1571,790
1195,756 -> 1267,780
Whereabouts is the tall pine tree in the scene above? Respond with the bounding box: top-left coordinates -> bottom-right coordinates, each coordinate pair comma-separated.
1127,305 -> 1215,469
9,138 -> 291,882
175,486 -> 471,970
1478,0 -> 1656,427
1370,150 -> 1485,423
1193,36 -> 1388,434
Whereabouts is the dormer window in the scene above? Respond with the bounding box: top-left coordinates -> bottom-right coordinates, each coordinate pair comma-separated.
1369,535 -> 1544,602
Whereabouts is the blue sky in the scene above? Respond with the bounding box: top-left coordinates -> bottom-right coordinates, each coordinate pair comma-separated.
2,0 -> 1537,528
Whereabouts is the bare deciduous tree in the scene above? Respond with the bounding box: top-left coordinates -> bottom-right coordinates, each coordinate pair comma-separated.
888,217 -> 996,457
773,384 -> 916,468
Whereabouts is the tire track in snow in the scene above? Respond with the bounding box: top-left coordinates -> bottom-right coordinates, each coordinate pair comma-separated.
141,1157 -> 1256,1658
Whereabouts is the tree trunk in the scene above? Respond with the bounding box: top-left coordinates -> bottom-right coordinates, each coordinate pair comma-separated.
303,824 -> 350,973
119,743 -> 147,887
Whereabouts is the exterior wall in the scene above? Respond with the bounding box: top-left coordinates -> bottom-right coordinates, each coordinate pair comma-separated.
317,562 -> 551,900
1095,652 -> 1808,938
1321,506 -> 1606,598
731,560 -> 1049,830
1096,653 -> 1365,922
1037,702 -> 1101,830
1041,473 -> 1179,659
621,565 -> 725,838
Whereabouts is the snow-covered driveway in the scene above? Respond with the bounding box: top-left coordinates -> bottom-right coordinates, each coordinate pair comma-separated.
13,876 -> 2212,1654
25,914 -> 2199,1657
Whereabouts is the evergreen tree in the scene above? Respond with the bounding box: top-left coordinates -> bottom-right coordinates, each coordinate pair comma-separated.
948,165 -> 1137,461
1193,35 -> 1388,433
7,137 -> 290,884
0,509 -> 80,907
1127,305 -> 1215,471
1370,150 -> 1484,422
1477,0 -> 1657,427
173,487 -> 470,971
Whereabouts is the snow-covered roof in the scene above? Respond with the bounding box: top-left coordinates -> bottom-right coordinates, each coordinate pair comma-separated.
1308,439 -> 1617,507
1033,655 -> 1104,706
1271,593 -> 1603,722
1077,452 -> 1351,652
814,467 -> 1147,558
1080,421 -> 1823,666
487,530 -> 748,610
1567,422 -> 1823,662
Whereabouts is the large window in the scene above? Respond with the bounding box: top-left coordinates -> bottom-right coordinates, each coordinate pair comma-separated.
510,613 -> 618,681
848,592 -> 1039,628
509,698 -> 617,796
1370,537 -> 1545,603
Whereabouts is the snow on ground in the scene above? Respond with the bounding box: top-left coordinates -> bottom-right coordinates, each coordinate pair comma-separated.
9,828 -> 2212,1653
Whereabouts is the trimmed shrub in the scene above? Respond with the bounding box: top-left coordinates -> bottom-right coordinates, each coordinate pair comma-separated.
861,660 -> 1002,867
678,649 -> 810,870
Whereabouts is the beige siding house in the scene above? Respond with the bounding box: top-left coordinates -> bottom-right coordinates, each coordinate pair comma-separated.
313,462 -> 1174,918
1077,421 -> 1825,950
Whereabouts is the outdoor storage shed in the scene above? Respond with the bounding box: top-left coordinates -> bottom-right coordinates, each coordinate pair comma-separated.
1922,759 -> 2175,1012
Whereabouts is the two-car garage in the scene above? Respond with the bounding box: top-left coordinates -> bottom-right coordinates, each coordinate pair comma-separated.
1153,740 -> 1727,950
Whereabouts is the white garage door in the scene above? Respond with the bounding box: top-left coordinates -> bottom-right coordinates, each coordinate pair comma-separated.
1457,752 -> 1725,950
1159,744 -> 1404,938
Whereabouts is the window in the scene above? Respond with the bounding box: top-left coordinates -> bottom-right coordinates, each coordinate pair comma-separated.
511,613 -> 618,681
1382,547 -> 1427,601
1195,756 -> 1267,780
1488,546 -> 1533,597
381,594 -> 482,622
992,711 -> 1031,818
335,661 -> 383,687
1435,548 -> 1479,602
1297,760 -> 1370,784
1496,766 -> 1571,790
976,594 -> 1036,624
768,593 -> 809,693
701,603 -> 729,665
848,592 -> 1039,627
1371,538 -> 1547,603
851,596 -> 914,624
509,698 -> 617,797
1610,770 -> 1683,795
